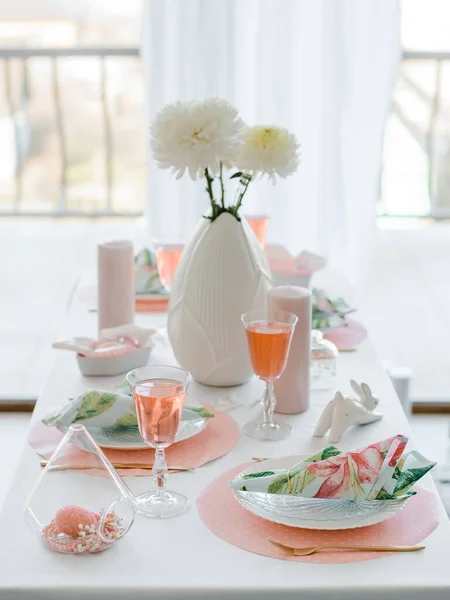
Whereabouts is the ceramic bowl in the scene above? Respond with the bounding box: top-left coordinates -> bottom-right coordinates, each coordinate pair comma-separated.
76,346 -> 151,377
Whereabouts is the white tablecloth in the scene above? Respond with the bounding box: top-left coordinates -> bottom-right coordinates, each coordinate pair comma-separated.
1,278 -> 450,599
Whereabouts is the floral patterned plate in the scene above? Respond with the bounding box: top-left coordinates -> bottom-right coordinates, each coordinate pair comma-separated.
234,455 -> 408,530
57,408 -> 208,450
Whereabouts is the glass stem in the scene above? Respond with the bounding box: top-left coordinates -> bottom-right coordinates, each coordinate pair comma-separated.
153,448 -> 168,498
262,380 -> 276,427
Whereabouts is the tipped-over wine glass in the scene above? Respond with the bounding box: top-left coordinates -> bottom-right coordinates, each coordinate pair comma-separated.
126,365 -> 191,518
242,308 -> 298,441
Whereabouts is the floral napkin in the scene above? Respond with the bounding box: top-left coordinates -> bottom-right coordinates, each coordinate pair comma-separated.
42,386 -> 214,429
52,324 -> 156,358
135,247 -> 167,295
312,288 -> 355,330
229,435 -> 436,501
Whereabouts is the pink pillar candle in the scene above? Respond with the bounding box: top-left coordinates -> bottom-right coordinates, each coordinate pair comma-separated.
268,286 -> 311,414
98,240 -> 135,330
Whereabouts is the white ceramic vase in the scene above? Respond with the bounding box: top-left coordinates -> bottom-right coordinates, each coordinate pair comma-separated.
168,213 -> 272,386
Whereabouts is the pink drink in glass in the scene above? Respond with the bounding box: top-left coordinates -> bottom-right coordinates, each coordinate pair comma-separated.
155,244 -> 184,290
133,378 -> 186,447
241,309 -> 297,441
127,365 -> 191,519
246,215 -> 269,249
245,321 -> 293,381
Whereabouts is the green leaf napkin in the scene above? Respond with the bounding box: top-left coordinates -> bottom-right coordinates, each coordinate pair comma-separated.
229,435 -> 436,501
42,386 -> 214,429
135,247 -> 167,295
312,288 -> 355,330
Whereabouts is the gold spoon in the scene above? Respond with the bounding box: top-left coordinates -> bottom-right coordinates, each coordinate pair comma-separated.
269,539 -> 425,556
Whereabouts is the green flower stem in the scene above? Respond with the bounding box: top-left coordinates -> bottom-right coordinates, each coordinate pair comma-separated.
219,162 -> 225,209
204,167 -> 218,220
204,168 -> 215,205
233,174 -> 252,216
203,167 -> 252,223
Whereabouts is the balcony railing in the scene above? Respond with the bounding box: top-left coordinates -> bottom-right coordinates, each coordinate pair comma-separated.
387,49 -> 450,218
0,46 -> 144,216
3,47 -> 450,218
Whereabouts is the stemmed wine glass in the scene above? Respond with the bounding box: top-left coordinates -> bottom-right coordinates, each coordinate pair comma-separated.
245,214 -> 269,249
126,365 -> 191,518
242,308 -> 297,441
154,243 -> 184,292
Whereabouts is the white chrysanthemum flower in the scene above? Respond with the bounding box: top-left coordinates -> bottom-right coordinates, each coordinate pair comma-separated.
151,98 -> 243,180
237,125 -> 301,180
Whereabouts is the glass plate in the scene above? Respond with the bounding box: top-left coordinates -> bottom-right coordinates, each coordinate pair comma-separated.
57,408 -> 208,450
234,455 -> 408,530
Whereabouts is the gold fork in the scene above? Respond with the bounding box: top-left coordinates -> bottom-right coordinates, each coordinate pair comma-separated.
269,540 -> 425,556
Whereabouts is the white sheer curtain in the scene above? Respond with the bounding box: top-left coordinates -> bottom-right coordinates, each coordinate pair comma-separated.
142,0 -> 400,282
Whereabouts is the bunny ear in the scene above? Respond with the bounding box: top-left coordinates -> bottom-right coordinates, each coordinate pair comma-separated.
350,380 -> 362,396
334,390 -> 345,402
361,382 -> 373,400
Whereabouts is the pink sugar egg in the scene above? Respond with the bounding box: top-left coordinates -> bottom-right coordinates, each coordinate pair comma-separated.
53,505 -> 97,536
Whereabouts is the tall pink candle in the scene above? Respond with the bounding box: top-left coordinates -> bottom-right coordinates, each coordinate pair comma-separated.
98,240 -> 135,330
268,286 -> 311,414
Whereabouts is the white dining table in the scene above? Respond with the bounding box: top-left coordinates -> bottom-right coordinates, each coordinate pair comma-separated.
1,271 -> 450,600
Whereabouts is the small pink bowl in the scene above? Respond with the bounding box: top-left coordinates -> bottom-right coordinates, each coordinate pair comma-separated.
323,318 -> 367,351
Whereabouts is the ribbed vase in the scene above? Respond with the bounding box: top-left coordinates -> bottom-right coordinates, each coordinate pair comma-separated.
168,212 -> 272,386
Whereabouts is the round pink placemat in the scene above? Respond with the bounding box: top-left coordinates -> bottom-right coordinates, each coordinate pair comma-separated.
197,463 -> 439,564
323,318 -> 367,351
29,406 -> 240,477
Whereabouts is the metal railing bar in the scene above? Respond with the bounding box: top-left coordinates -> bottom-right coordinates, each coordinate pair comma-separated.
377,213 -> 435,219
51,57 -> 68,212
100,56 -> 113,212
427,60 -> 442,204
0,47 -> 139,58
0,211 -> 143,217
391,101 -> 427,150
17,58 -> 29,213
399,71 -> 432,105
403,50 -> 450,61
4,58 -> 23,212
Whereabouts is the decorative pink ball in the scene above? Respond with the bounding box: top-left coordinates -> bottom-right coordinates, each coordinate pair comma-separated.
53,505 -> 97,536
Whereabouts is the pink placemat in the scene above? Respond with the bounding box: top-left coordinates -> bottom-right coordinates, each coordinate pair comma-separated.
29,407 -> 240,477
197,463 -> 439,564
323,317 -> 367,351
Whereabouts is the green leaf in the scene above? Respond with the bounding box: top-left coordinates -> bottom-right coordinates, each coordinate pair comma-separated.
374,488 -> 396,500
267,468 -> 301,494
375,488 -> 416,500
320,446 -> 341,460
393,465 -> 435,495
241,471 -> 276,480
229,171 -> 243,179
115,406 -> 137,427
144,272 -> 161,291
188,406 -> 215,419
143,248 -> 154,267
42,415 -> 58,426
73,391 -> 117,422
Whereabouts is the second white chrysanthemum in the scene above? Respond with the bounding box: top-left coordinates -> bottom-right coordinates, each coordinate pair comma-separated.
236,125 -> 301,180
150,98 -> 244,180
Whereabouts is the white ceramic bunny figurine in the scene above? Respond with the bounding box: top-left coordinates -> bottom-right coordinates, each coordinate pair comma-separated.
350,379 -> 379,411
314,381 -> 382,443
